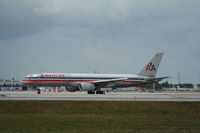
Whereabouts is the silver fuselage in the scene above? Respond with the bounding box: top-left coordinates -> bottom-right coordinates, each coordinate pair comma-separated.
21,73 -> 149,88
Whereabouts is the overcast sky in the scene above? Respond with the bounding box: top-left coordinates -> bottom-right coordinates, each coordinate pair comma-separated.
0,0 -> 200,83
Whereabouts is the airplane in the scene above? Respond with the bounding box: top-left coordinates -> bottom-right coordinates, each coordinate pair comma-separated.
21,52 -> 168,94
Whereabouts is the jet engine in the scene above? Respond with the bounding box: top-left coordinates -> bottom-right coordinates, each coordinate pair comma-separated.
66,86 -> 79,92
79,82 -> 95,91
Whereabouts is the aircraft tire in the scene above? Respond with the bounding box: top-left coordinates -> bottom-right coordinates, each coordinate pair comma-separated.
88,91 -> 95,94
96,91 -> 105,94
37,89 -> 41,94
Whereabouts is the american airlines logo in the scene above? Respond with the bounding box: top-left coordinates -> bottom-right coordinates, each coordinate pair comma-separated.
146,62 -> 156,71
41,74 -> 64,77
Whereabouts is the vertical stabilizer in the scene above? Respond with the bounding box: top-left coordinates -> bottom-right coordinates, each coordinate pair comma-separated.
137,53 -> 163,77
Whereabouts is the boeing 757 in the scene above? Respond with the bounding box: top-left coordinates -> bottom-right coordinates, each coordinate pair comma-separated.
21,52 -> 168,94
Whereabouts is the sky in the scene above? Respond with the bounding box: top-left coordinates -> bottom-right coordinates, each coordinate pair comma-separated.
0,0 -> 200,84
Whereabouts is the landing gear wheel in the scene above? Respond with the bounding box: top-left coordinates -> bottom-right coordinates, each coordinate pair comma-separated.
96,91 -> 105,94
88,91 -> 95,94
37,89 -> 41,94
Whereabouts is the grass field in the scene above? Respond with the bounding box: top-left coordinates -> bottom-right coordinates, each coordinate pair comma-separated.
0,101 -> 200,133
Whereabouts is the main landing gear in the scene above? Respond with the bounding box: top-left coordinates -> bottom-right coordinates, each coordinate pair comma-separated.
96,91 -> 105,94
87,91 -> 105,94
88,91 -> 95,94
37,89 -> 41,94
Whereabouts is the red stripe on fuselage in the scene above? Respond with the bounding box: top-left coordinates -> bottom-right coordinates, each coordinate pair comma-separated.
22,79 -> 96,82
22,79 -> 144,83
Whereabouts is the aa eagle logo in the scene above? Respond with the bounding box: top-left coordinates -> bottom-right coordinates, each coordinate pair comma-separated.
146,62 -> 156,71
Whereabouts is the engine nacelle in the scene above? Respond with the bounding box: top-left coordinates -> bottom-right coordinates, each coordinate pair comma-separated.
66,86 -> 79,92
79,82 -> 95,91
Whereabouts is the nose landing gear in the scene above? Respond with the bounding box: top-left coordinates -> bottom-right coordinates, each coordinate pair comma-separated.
37,89 -> 41,94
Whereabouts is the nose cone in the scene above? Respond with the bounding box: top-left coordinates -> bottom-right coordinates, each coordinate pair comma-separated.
20,80 -> 31,86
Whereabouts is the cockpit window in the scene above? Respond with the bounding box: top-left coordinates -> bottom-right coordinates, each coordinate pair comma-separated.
25,74 -> 39,79
25,75 -> 32,79
25,74 -> 32,78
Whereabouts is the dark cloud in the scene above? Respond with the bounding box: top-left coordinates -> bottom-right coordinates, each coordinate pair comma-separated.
0,1 -> 54,39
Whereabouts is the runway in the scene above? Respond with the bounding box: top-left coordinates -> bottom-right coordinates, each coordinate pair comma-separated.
0,91 -> 200,101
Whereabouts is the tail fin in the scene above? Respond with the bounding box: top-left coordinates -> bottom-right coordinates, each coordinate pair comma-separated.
137,52 -> 164,77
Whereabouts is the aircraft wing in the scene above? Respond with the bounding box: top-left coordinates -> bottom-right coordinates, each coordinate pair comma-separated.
91,78 -> 128,84
146,77 -> 170,82
91,78 -> 128,88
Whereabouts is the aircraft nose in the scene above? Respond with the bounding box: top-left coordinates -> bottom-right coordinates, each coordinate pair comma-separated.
20,80 -> 30,86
